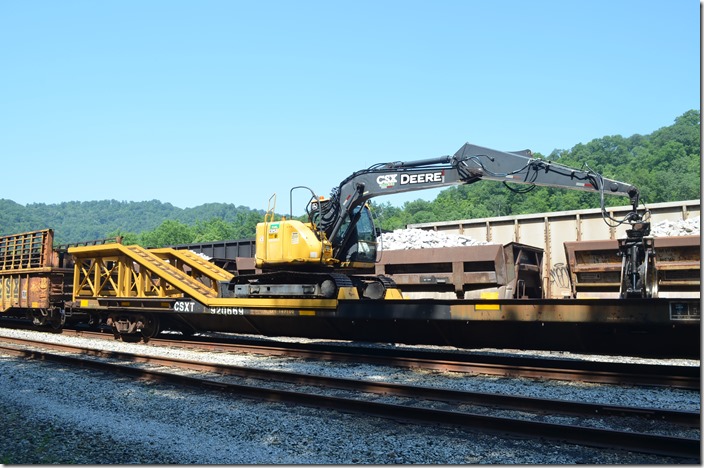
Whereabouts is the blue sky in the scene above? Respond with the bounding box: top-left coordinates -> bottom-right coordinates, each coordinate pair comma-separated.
0,0 -> 699,214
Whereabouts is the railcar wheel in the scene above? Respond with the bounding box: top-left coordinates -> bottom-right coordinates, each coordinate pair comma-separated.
31,308 -> 65,330
643,261 -> 658,299
139,315 -> 160,341
107,313 -> 159,342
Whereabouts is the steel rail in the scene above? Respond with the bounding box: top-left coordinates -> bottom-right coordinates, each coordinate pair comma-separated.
0,339 -> 699,460
32,328 -> 703,390
0,335 -> 698,426
144,333 -> 700,390
2,324 -> 699,389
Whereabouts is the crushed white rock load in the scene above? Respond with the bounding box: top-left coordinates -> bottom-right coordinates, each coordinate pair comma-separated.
377,228 -> 491,251
377,216 -> 700,251
650,216 -> 700,237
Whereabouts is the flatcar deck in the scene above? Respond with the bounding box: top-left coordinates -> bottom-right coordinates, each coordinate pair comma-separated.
70,295 -> 700,358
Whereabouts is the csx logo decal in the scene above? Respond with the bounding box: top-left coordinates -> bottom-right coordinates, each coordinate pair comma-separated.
376,174 -> 397,188
376,172 -> 444,189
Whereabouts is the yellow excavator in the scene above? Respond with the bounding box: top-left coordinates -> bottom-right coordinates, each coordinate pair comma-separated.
229,142 -> 650,300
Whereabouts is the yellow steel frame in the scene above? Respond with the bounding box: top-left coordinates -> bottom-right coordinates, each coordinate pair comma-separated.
68,243 -> 357,310
70,244 -> 219,303
149,248 -> 234,297
73,255 -> 185,299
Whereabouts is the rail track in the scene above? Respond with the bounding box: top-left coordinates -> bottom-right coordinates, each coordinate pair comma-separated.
0,319 -> 699,389
55,327 -> 699,390
0,333 -> 699,460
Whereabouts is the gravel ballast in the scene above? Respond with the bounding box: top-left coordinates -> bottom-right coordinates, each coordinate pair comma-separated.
0,328 -> 699,464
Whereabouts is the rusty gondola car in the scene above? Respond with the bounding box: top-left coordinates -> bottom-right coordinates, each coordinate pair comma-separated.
0,229 -> 73,328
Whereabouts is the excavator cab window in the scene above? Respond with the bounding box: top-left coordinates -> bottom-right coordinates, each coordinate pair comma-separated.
334,205 -> 378,264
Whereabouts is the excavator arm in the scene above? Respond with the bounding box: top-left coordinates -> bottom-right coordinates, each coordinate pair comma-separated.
317,142 -> 642,253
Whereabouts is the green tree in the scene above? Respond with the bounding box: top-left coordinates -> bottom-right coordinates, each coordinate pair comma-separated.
192,218 -> 239,243
139,220 -> 194,248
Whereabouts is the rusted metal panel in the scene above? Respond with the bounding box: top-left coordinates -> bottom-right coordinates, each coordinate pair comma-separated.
564,240 -> 620,298
0,271 -> 72,312
564,236 -> 701,299
653,236 -> 700,267
0,230 -> 74,313
508,243 -> 544,298
233,257 -> 257,274
0,229 -> 54,271
410,199 -> 700,298
652,236 -> 700,298
0,275 -> 24,311
376,244 -> 504,298
375,242 -> 543,299
384,271 -> 499,286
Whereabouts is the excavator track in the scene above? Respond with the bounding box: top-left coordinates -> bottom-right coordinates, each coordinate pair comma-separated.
229,271 -> 352,299
228,271 -> 399,300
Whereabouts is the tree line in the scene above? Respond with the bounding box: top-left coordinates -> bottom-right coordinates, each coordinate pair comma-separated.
0,110 -> 698,246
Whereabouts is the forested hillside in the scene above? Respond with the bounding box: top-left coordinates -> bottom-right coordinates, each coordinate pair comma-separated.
0,110 -> 699,245
0,199 -> 264,245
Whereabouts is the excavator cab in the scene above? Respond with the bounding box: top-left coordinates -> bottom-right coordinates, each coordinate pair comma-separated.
308,197 -> 379,268
331,204 -> 379,266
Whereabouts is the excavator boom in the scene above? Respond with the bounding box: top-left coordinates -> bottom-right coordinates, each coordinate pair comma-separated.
319,142 -> 641,248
